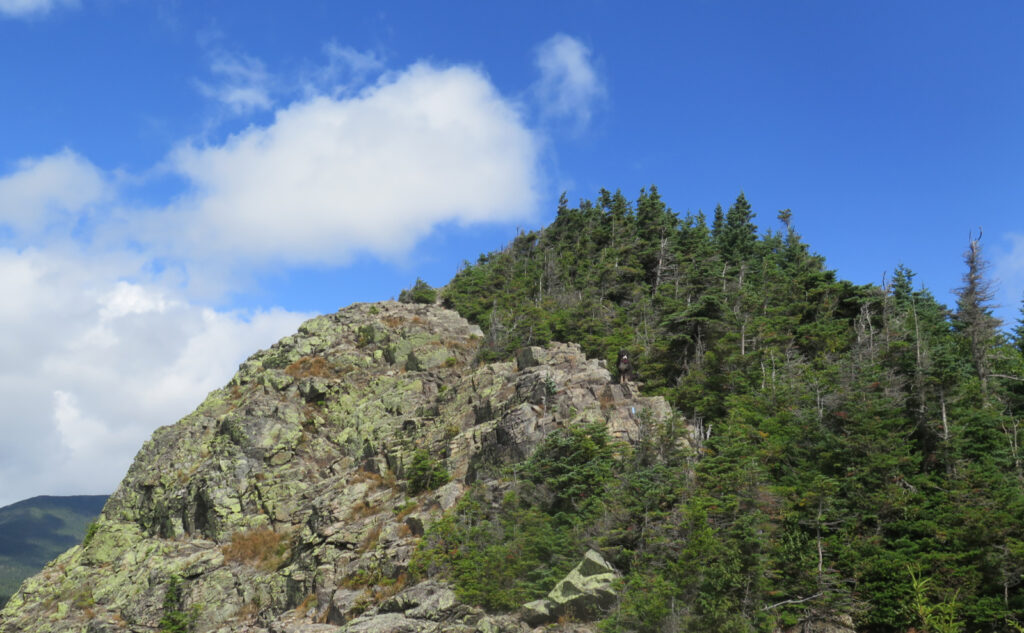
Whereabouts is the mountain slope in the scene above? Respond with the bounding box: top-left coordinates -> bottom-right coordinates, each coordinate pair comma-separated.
0,495 -> 107,607
0,301 -> 674,632
4,186 -> 1023,633
441,189 -> 1024,632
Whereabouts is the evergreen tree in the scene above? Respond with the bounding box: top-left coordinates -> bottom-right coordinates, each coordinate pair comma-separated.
635,185 -> 679,292
953,231 -> 1001,393
1013,294 -> 1024,356
711,204 -> 726,243
437,187 -> 1024,631
720,193 -> 758,264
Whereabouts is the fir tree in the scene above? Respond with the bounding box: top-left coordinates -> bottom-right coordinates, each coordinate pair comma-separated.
953,231 -> 1001,393
1013,294 -> 1024,356
438,187 -> 1024,631
720,193 -> 758,264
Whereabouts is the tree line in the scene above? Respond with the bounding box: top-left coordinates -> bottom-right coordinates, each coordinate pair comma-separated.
430,187 -> 1024,632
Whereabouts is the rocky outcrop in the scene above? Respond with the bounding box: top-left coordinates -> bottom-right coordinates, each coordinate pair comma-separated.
520,550 -> 620,625
0,302 -> 677,633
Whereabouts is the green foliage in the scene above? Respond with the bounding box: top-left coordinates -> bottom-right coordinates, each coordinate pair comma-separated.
522,422 -> 615,518
399,278 -> 437,304
356,324 -> 377,347
411,424 -> 621,611
433,187 -> 1024,631
260,207 -> 1024,632
411,489 -> 574,610
910,565 -> 965,633
1013,294 -> 1024,356
405,449 -> 450,495
82,521 -> 99,546
159,575 -> 199,633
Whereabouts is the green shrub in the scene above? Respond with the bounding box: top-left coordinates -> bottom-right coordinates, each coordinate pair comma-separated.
398,278 -> 437,304
410,426 -> 622,611
522,422 -> 616,518
406,449 -> 450,494
356,324 -> 377,347
410,489 -> 575,611
159,575 -> 199,633
82,521 -> 99,546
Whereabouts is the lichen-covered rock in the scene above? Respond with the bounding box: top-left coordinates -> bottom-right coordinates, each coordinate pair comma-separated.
519,550 -> 620,625
0,302 -> 680,633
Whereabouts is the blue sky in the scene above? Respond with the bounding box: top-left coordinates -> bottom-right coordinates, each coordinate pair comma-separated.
1,0 -> 1022,505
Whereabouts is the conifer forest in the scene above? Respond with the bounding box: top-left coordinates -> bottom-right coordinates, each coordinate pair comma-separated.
429,187 -> 1024,632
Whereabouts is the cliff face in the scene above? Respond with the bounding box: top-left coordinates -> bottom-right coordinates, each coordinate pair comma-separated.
0,302 -> 675,633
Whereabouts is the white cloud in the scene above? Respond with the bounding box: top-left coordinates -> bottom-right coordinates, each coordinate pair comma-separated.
533,34 -> 605,130
325,43 -> 384,75
0,247 -> 310,506
53,390 -> 121,455
164,62 -> 540,266
0,52 -> 550,506
99,281 -> 174,320
318,42 -> 385,94
0,149 -> 109,233
0,0 -> 76,18
198,52 -> 273,114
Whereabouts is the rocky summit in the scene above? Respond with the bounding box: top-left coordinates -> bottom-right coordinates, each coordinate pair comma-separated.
0,302 -> 678,633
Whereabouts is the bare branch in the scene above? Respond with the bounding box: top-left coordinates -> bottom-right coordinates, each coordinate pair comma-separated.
762,592 -> 825,611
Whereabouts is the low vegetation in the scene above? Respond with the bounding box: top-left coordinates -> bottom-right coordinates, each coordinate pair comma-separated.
284,356 -> 331,378
411,423 -> 627,611
221,527 -> 290,572
158,575 -> 199,633
405,449 -> 450,495
398,278 -> 437,305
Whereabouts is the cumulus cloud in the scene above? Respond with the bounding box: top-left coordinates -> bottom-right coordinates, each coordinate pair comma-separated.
198,52 -> 274,114
164,62 -> 540,266
0,247 -> 310,506
533,34 -> 605,130
0,149 -> 110,234
0,50 -> 550,505
0,0 -> 76,18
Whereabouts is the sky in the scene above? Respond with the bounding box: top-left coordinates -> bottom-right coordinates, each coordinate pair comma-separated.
1,0 -> 1022,507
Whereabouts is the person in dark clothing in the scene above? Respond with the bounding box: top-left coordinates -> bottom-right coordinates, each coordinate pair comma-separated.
617,350 -> 633,385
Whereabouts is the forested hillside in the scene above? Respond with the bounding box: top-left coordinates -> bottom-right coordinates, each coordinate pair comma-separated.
0,496 -> 107,607
439,187 -> 1024,632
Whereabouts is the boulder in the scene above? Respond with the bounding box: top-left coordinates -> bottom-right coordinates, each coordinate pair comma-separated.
519,549 -> 620,625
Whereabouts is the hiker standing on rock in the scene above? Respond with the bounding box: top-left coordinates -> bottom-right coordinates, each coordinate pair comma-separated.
616,350 -> 633,384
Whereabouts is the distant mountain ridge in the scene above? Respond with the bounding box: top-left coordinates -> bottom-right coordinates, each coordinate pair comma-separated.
0,495 -> 108,606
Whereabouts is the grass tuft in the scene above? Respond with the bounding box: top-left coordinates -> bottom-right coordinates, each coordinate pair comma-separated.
222,527 -> 290,571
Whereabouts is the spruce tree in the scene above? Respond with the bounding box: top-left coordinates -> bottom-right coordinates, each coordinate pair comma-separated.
1013,294 -> 1024,356
636,185 -> 678,291
720,193 -> 758,264
953,231 -> 1001,393
439,187 -> 1024,631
